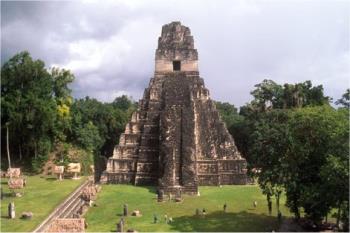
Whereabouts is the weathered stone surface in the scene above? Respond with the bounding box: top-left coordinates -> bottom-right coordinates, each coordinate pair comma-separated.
81,185 -> 100,202
131,210 -> 142,217
123,204 -> 128,216
117,219 -> 124,233
15,192 -> 23,197
53,165 -> 64,174
8,202 -> 15,219
21,211 -> 33,219
104,21 -> 248,195
79,205 -> 89,216
8,178 -> 24,189
47,218 -> 85,232
7,168 -> 21,178
67,163 -> 81,173
89,165 -> 95,174
53,165 -> 64,180
67,163 -> 81,179
155,22 -> 198,72
157,189 -> 164,202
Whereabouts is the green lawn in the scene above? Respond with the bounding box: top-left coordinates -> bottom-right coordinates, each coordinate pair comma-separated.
1,175 -> 86,232
85,185 -> 292,232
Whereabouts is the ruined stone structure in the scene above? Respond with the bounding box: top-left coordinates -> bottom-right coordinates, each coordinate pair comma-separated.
103,22 -> 248,195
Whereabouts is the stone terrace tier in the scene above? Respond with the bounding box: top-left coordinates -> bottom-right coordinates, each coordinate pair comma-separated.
102,22 -> 248,195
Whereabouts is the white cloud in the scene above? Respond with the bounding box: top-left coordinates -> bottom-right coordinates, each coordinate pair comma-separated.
60,37 -> 130,73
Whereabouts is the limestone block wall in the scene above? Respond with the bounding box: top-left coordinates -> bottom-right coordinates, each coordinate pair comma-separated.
155,60 -> 198,72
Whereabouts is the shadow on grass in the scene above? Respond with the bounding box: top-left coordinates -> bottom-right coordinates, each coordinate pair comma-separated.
168,211 -> 280,232
45,177 -> 57,181
140,186 -> 157,194
1,192 -> 15,198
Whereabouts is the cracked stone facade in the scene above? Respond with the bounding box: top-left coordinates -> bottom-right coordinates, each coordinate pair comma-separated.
102,21 -> 248,195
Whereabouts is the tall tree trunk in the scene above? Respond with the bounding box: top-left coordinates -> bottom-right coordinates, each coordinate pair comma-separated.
292,195 -> 300,220
336,201 -> 341,228
34,141 -> 37,159
289,192 -> 300,219
267,193 -> 272,215
276,191 -> 281,213
19,144 -> 22,161
6,124 -> 11,168
295,207 -> 300,220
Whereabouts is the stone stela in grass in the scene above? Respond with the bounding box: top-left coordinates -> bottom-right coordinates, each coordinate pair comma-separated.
8,202 -> 15,219
67,163 -> 81,180
157,189 -> 164,202
123,204 -> 128,216
7,168 -> 26,196
102,21 -> 248,196
8,178 -> 25,190
117,219 -> 124,233
7,168 -> 21,178
53,165 -> 64,180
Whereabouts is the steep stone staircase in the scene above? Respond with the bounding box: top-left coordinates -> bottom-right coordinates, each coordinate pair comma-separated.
32,179 -> 92,233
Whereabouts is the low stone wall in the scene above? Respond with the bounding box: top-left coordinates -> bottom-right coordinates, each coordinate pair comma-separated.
46,218 -> 85,232
161,185 -> 198,196
33,178 -> 100,233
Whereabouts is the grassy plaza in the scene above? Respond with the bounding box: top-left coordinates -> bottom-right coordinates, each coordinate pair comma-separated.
85,184 -> 292,232
1,175 -> 85,232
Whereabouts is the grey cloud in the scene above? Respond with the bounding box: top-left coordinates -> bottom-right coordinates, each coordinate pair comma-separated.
1,0 -> 349,107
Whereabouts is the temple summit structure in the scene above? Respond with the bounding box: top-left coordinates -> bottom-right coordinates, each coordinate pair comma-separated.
101,21 -> 248,195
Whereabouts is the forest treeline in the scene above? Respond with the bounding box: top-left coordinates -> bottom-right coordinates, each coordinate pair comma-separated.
1,52 -> 349,229
1,51 -> 136,175
215,80 -> 349,230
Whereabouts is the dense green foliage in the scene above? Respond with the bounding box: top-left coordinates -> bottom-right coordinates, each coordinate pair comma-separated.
1,52 -> 135,174
214,101 -> 242,129
249,106 -> 349,225
215,81 -> 349,229
68,96 -> 135,176
336,88 -> 350,108
1,51 -> 74,171
246,79 -> 330,112
69,97 -> 134,157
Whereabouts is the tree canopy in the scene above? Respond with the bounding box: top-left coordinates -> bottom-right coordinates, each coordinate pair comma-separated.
216,79 -> 348,229
1,52 -> 135,174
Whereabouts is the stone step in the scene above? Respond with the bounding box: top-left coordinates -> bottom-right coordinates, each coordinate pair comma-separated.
142,124 -> 159,134
138,146 -> 158,151
134,176 -> 157,185
124,122 -> 141,134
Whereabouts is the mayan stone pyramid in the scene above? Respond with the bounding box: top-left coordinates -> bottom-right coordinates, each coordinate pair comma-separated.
102,22 -> 248,195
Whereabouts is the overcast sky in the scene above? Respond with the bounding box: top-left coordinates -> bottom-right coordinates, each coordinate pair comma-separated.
1,0 -> 349,107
